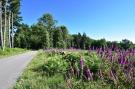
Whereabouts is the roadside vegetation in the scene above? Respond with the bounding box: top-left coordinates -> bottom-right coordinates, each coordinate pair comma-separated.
0,48 -> 27,58
14,48 -> 135,89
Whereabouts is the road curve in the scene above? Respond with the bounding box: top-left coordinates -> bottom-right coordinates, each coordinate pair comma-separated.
0,51 -> 37,89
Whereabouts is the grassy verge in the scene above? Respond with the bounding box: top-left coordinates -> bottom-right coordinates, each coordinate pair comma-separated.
14,49 -> 135,89
13,52 -> 66,89
0,48 -> 28,58
13,50 -> 109,89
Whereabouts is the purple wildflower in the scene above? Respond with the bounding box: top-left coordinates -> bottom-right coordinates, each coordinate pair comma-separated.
85,65 -> 93,81
80,56 -> 84,70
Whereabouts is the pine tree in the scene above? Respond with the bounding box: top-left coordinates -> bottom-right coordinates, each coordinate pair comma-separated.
41,28 -> 50,49
59,25 -> 68,48
81,33 -> 87,49
53,27 -> 65,48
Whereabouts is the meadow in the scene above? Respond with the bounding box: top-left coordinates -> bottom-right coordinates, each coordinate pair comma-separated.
14,47 -> 135,89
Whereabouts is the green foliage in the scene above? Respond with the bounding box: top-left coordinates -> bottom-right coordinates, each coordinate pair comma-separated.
0,48 -> 27,57
120,39 -> 133,50
41,27 -> 50,49
15,23 -> 51,49
38,13 -> 56,48
84,52 -> 101,73
14,24 -> 30,48
34,55 -> 68,76
53,27 -> 66,48
13,51 -> 67,89
38,13 -> 56,29
8,0 -> 22,26
14,50 -> 135,89
64,52 -> 80,62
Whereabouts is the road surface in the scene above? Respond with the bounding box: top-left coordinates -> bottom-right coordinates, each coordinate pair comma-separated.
0,51 -> 37,89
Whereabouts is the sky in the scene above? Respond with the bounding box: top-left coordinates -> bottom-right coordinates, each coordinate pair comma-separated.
20,0 -> 135,43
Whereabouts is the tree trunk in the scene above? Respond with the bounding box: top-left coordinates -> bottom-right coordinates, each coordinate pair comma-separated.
11,12 -> 14,48
8,11 -> 11,48
3,4 -> 7,51
0,1 -> 3,50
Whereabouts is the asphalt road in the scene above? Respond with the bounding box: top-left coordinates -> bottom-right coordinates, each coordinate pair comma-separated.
0,51 -> 37,89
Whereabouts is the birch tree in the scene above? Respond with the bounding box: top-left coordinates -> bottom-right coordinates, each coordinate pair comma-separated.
8,11 -> 11,48
0,1 -> 3,50
0,0 -> 21,50
3,1 -> 7,51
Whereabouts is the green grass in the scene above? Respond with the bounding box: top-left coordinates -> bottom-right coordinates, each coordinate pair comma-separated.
13,52 -> 67,89
13,51 -> 112,89
0,48 -> 27,58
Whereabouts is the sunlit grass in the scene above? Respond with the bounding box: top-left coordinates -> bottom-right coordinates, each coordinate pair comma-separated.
13,52 -> 67,89
0,48 -> 27,58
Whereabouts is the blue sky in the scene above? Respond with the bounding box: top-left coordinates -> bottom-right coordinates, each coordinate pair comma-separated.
21,0 -> 135,43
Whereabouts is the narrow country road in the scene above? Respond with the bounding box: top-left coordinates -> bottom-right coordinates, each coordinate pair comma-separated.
0,51 -> 37,89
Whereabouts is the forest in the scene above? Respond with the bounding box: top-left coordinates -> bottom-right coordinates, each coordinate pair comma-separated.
14,13 -> 135,50
0,0 -> 135,51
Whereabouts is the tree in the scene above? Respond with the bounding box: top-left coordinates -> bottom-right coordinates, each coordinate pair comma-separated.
0,1 -> 3,49
120,39 -> 133,50
0,0 -> 21,50
72,33 -> 82,49
91,39 -> 107,49
53,27 -> 66,48
81,33 -> 87,49
3,0 -> 7,50
30,24 -> 50,49
14,23 -> 30,48
42,29 -> 50,49
9,0 -> 22,48
40,26 -> 50,49
66,34 -> 74,48
59,25 -> 68,48
8,0 -> 22,26
38,13 -> 56,47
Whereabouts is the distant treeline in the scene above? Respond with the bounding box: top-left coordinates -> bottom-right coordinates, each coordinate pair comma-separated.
14,13 -> 135,50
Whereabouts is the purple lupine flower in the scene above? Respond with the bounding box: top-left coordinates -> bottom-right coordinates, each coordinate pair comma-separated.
119,56 -> 126,66
86,67 -> 91,81
120,58 -> 123,65
85,66 -> 93,81
80,56 -> 84,70
118,56 -> 122,64
123,57 -> 127,65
